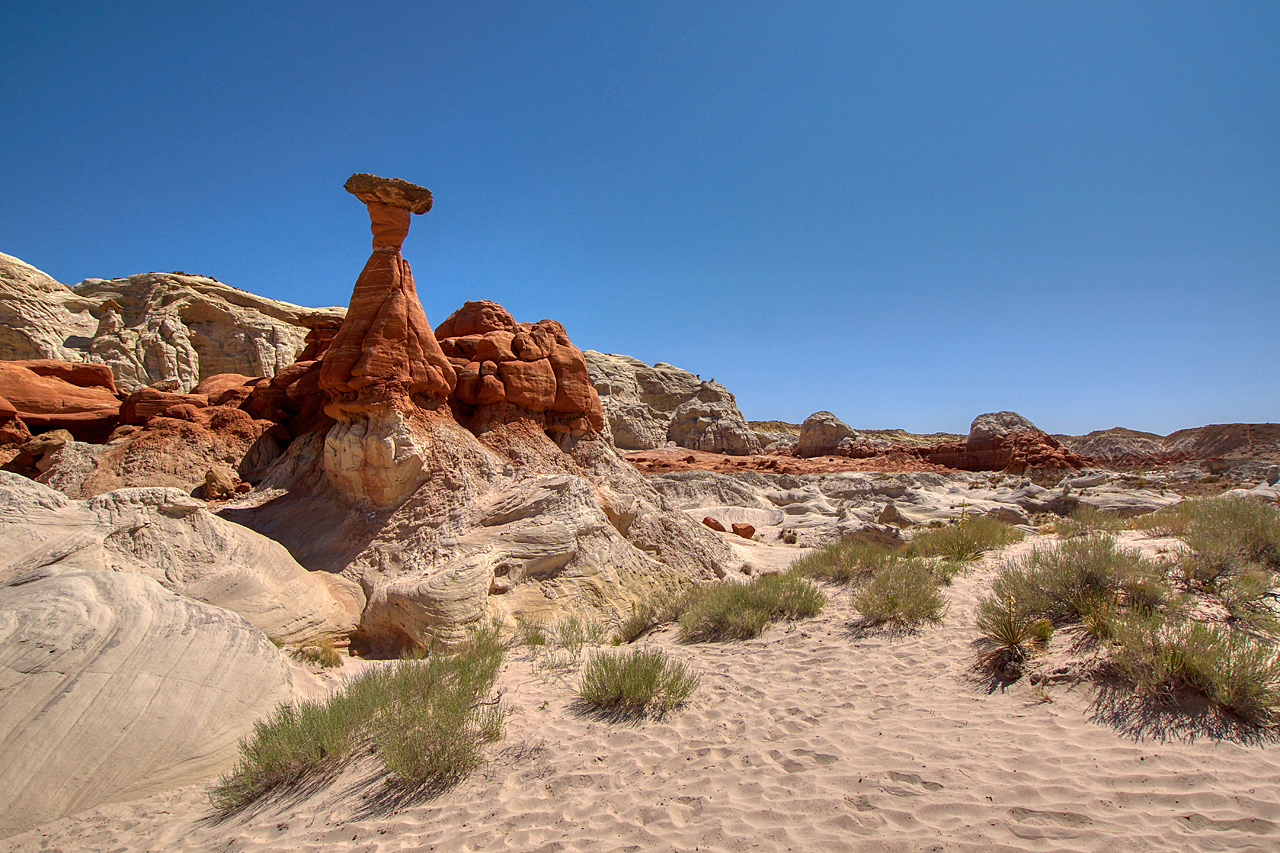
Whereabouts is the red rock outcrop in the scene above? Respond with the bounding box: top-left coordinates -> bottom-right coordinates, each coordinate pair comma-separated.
318,177 -> 455,421
0,359 -> 120,439
20,175 -> 604,509
0,396 -> 31,446
120,388 -> 210,425
311,175 -> 460,507
916,430 -> 1089,475
437,300 -> 605,442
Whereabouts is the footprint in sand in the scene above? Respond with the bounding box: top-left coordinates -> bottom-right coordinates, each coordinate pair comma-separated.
1179,814 -> 1278,834
877,771 -> 944,796
1006,807 -> 1094,840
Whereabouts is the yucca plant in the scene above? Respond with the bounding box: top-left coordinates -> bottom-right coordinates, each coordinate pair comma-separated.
973,595 -> 1052,677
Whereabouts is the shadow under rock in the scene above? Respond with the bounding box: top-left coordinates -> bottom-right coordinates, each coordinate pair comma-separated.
1088,681 -> 1280,745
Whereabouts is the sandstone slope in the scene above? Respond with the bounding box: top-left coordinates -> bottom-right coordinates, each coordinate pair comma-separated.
0,569 -> 294,837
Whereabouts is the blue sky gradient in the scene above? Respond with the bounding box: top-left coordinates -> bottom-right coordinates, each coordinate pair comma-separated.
2,2 -> 1276,434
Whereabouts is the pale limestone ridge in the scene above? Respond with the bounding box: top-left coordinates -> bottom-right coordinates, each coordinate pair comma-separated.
583,350 -> 760,455
0,252 -> 345,393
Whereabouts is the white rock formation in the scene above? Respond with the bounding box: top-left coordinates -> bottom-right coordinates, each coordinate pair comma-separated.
322,408 -> 435,508
224,425 -> 734,652
0,472 -> 360,644
648,468 -> 1181,548
0,252 -> 343,393
583,351 -> 761,455
794,410 -> 856,458
0,569 -> 294,838
969,411 -> 1040,441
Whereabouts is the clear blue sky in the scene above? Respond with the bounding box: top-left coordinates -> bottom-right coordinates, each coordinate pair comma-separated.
2,2 -> 1276,435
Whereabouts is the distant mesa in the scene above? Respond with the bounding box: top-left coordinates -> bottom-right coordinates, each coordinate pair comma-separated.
343,173 -> 433,214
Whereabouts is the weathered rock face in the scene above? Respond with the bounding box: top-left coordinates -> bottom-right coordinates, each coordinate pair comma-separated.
0,568 -> 295,838
0,358 -> 120,439
1058,424 -> 1280,475
18,174 -> 732,659
38,402 -> 284,499
968,411 -> 1039,443
583,351 -> 760,455
916,411 -> 1090,475
225,419 -> 733,654
0,252 -> 99,364
0,251 -> 344,394
318,250 -> 456,413
794,410 -> 856,458
0,472 -> 359,644
438,301 -> 605,442
647,467 -> 1179,550
314,176 -> 458,508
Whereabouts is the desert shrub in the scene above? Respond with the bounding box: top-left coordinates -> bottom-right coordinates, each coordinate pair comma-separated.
851,558 -> 947,627
679,573 -> 825,642
789,537 -> 901,585
1055,505 -> 1125,538
618,586 -> 693,643
515,614 -> 549,649
908,516 -> 1024,562
211,626 -> 506,811
293,639 -> 343,668
553,614 -> 589,659
578,648 -> 700,714
990,534 -> 1169,626
974,594 -> 1053,675
1178,496 -> 1280,583
1215,569 -> 1280,633
1130,502 -> 1196,538
375,626 -> 506,786
1109,613 -> 1280,725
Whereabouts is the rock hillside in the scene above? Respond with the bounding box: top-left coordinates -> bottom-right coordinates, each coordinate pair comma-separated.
583,351 -> 760,455
0,251 -> 344,395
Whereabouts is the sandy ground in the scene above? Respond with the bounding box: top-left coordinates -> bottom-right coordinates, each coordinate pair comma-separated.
6,534 -> 1280,853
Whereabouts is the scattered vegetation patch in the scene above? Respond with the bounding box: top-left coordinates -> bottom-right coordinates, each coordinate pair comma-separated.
850,558 -> 948,628
790,538 -> 902,585
617,586 -> 693,643
375,627 -> 506,787
211,627 -> 506,811
577,647 -> 700,716
1054,504 -> 1126,538
1108,613 -> 1280,726
989,534 -> 1168,627
908,516 -> 1024,562
1133,496 -> 1280,633
975,518 -> 1280,727
973,595 -> 1053,679
1177,495 -> 1280,576
292,639 -> 343,669
515,614 -> 549,649
679,572 -> 825,642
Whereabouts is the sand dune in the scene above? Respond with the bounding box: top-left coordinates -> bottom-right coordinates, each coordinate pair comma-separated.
6,534 -> 1279,852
